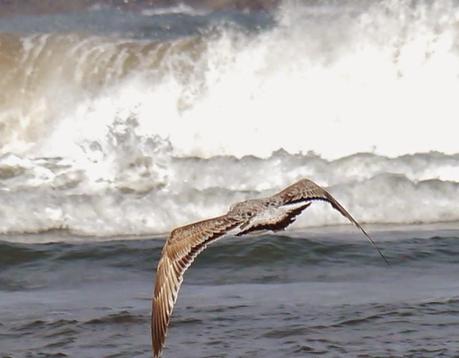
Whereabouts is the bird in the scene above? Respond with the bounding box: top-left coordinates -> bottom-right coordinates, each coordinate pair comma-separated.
151,178 -> 388,357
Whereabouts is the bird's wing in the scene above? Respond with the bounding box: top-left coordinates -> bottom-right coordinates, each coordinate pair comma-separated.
272,178 -> 389,264
152,215 -> 241,358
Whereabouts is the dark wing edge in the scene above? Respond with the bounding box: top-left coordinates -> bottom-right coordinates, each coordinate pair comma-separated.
274,179 -> 389,265
322,189 -> 390,265
151,215 -> 241,358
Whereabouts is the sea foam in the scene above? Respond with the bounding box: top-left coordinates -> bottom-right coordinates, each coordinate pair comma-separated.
0,148 -> 458,236
0,0 -> 458,237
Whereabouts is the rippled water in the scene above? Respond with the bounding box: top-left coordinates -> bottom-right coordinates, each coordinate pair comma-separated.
1,226 -> 458,357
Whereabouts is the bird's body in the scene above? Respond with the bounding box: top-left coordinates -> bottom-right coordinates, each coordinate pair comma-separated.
151,178 -> 387,357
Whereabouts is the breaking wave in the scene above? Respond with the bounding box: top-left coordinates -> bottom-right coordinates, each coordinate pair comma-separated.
0,148 -> 458,236
0,0 -> 458,237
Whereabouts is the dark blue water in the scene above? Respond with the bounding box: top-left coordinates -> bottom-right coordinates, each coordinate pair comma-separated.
1,226 -> 459,357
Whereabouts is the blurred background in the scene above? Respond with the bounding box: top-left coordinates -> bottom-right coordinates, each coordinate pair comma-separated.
0,0 -> 458,237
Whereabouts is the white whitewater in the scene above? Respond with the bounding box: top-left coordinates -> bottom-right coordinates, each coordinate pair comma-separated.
0,0 -> 458,237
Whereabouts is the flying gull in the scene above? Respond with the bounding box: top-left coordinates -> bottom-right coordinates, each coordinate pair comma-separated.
151,178 -> 388,357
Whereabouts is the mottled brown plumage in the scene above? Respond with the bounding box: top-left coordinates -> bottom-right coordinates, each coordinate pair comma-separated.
151,178 -> 387,357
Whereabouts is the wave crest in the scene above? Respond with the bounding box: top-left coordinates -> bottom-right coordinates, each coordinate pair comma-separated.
0,150 -> 458,236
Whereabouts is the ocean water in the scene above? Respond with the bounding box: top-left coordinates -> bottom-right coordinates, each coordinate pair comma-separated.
1,0 -> 459,357
1,227 -> 459,357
